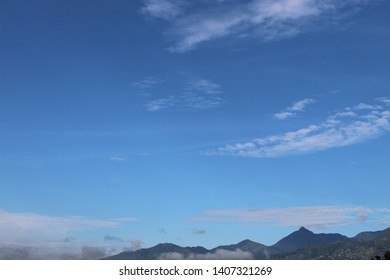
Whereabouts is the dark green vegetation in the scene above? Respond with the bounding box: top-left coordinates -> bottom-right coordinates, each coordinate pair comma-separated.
104,227 -> 390,260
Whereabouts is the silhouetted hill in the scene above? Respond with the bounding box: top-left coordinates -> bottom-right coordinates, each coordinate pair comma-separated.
353,227 -> 390,242
104,243 -> 208,260
213,239 -> 281,259
271,227 -> 349,253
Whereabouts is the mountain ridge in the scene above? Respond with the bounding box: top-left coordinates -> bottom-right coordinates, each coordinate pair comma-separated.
104,226 -> 390,260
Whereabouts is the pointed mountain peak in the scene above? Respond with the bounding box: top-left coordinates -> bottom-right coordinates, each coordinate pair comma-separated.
298,227 -> 312,233
271,226 -> 348,254
238,239 -> 256,245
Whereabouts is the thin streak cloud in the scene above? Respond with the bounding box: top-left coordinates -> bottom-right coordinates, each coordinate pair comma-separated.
0,210 -> 136,241
274,98 -> 316,120
141,0 -> 376,52
191,206 -> 390,229
206,100 -> 390,158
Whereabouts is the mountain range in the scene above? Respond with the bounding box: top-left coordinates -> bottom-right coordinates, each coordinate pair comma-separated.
104,227 -> 390,260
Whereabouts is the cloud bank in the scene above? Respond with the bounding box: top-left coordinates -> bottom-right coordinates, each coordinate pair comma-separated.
206,100 -> 390,158
0,210 -> 133,239
191,206 -> 390,229
141,0 -> 376,52
0,210 -> 139,259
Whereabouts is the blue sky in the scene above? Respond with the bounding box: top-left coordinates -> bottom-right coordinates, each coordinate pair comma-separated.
1,0 -> 390,259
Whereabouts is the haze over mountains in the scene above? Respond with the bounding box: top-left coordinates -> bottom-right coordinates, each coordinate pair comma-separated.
104,227 -> 390,260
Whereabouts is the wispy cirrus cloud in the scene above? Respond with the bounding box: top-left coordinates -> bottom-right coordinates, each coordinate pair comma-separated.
141,0 -> 184,20
145,96 -> 177,111
134,75 -> 226,112
178,77 -> 225,110
110,156 -> 129,162
188,78 -> 222,94
132,77 -> 164,97
191,206 -> 390,229
141,0 -> 376,52
274,98 -> 316,120
376,97 -> 390,106
205,99 -> 390,158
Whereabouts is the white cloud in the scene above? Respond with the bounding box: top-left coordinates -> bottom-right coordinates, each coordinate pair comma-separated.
0,238 -> 143,260
181,92 -> 225,110
81,246 -> 107,259
354,103 -> 383,110
273,111 -> 295,120
0,210 -> 136,244
141,0 -> 183,20
142,76 -> 225,112
168,10 -> 247,52
0,210 -> 139,259
333,111 -> 357,118
141,0 -> 375,52
127,240 -> 144,251
103,236 -> 143,252
290,98 -> 316,111
159,251 -> 185,260
206,101 -> 390,158
191,206 -> 390,229
188,78 -> 222,94
180,77 -> 225,110
110,156 -> 128,162
274,98 -> 316,119
194,249 -> 253,260
132,77 -> 164,96
376,97 -> 390,106
145,97 -> 176,111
